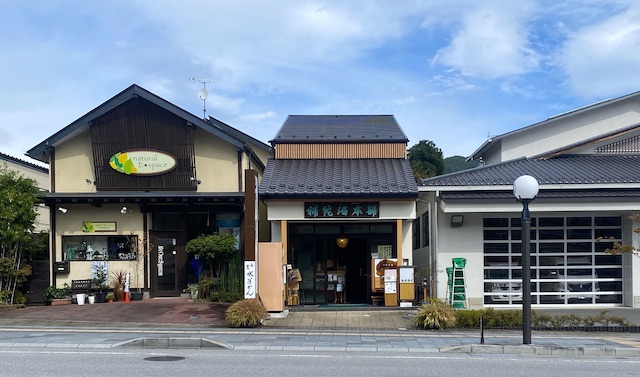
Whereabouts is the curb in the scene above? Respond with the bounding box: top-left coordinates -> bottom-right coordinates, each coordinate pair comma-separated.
115,337 -> 232,349
444,344 -> 640,357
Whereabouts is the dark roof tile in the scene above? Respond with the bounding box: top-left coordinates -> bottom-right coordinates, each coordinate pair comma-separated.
259,159 -> 418,199
421,155 -> 640,186
272,115 -> 408,144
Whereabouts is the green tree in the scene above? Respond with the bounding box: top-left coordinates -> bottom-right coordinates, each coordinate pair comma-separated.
186,232 -> 238,278
408,140 -> 445,180
0,165 -> 42,305
444,155 -> 480,174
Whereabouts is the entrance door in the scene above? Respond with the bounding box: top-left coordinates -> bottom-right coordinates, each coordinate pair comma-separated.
150,231 -> 181,296
340,238 -> 369,303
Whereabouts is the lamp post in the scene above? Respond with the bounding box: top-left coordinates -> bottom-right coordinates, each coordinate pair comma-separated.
513,175 -> 539,345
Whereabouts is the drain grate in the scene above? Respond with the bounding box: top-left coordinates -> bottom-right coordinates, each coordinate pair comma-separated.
144,356 -> 186,362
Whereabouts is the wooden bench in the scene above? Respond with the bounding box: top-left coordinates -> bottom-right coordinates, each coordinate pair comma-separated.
70,279 -> 92,294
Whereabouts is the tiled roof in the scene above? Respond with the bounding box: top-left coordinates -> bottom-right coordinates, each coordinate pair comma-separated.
271,115 -> 408,144
440,189 -> 640,200
421,155 -> 640,187
259,159 -> 418,199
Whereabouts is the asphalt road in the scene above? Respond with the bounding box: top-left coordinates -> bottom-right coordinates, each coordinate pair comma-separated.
2,349 -> 640,377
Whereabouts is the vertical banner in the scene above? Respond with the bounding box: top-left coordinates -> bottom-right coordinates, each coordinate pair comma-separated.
244,261 -> 256,299
244,169 -> 257,261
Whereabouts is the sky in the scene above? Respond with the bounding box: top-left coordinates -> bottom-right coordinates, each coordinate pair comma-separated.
3,0 -> 640,165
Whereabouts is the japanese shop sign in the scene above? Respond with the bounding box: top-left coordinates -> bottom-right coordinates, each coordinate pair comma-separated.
244,261 -> 256,299
304,202 -> 380,218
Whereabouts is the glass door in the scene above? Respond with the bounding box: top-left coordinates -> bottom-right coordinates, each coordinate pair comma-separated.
150,232 -> 180,296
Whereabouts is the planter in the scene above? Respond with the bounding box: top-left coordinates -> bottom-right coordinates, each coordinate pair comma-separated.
77,293 -> 86,305
95,292 -> 107,303
114,284 -> 125,301
130,291 -> 143,301
88,295 -> 95,304
50,298 -> 71,306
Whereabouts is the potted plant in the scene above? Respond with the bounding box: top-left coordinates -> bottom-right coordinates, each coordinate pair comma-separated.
92,267 -> 109,303
44,284 -> 70,305
105,293 -> 115,303
111,270 -> 126,301
126,233 -> 152,300
187,283 -> 199,300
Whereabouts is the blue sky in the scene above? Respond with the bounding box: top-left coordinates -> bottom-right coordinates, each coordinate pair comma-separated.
3,0 -> 640,164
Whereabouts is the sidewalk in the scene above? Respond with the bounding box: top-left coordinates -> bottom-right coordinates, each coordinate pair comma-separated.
0,299 -> 639,356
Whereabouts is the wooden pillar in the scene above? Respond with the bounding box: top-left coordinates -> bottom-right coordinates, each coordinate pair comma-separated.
281,220 -> 288,265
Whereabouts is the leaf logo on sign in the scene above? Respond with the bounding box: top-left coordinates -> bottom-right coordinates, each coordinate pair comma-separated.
109,152 -> 138,175
108,150 -> 177,176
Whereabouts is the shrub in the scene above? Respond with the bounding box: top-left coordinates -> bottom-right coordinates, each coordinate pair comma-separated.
225,299 -> 268,328
413,298 -> 457,329
210,291 -> 243,303
455,309 -> 483,328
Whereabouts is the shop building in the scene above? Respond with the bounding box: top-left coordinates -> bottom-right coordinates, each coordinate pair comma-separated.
414,90 -> 640,308
26,84 -> 271,296
259,115 -> 418,306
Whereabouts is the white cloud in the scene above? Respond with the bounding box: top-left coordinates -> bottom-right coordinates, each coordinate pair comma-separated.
555,3 -> 640,98
431,1 -> 540,79
239,111 -> 278,122
395,96 -> 416,106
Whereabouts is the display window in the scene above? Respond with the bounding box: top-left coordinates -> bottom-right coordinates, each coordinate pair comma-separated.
62,235 -> 138,261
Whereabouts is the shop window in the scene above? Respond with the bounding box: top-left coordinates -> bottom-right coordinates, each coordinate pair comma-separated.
412,217 -> 420,250
344,225 -> 369,234
484,218 -> 508,227
484,229 -> 509,240
567,229 -> 593,239
567,217 -> 592,226
62,235 -> 137,261
538,217 -> 564,227
315,225 -> 340,234
421,212 -> 429,247
370,224 -> 393,233
152,213 -> 181,230
483,215 -> 623,306
595,217 -> 622,226
291,224 -> 314,234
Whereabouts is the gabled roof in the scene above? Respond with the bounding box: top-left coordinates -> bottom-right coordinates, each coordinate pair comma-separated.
421,155 -> 640,187
532,123 -> 640,159
26,84 -> 271,168
259,158 -> 418,199
271,115 -> 408,144
468,90 -> 640,161
0,152 -> 48,174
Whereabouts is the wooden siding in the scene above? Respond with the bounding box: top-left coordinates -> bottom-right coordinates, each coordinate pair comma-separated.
275,143 -> 407,159
91,96 -> 197,191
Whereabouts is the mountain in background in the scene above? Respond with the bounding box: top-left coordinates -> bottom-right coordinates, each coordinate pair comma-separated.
444,155 -> 479,174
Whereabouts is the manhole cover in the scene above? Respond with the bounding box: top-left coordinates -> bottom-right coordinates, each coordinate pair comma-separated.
144,356 -> 186,362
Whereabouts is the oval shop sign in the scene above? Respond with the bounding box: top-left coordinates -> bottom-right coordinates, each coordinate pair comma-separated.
109,149 -> 177,176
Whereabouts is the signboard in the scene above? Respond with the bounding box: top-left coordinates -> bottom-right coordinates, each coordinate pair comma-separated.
304,202 -> 379,218
109,149 -> 177,176
244,261 -> 256,299
82,221 -> 117,232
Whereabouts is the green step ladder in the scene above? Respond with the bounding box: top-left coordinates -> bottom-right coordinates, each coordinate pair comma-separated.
449,258 -> 468,309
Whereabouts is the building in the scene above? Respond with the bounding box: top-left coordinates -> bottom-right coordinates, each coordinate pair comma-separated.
259,115 -> 418,306
26,84 -> 271,296
415,90 -> 640,308
0,153 -> 49,232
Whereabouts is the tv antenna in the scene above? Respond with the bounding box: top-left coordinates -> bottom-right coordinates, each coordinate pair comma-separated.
189,77 -> 214,120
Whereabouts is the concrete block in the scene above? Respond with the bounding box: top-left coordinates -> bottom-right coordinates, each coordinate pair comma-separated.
503,345 -> 535,355
472,345 -> 504,354
551,347 -> 584,356
143,338 -> 169,349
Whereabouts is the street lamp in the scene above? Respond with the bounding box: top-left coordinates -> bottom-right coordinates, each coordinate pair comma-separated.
513,175 -> 539,345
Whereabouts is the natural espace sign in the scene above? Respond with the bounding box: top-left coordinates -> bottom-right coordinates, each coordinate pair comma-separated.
109,149 -> 177,175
